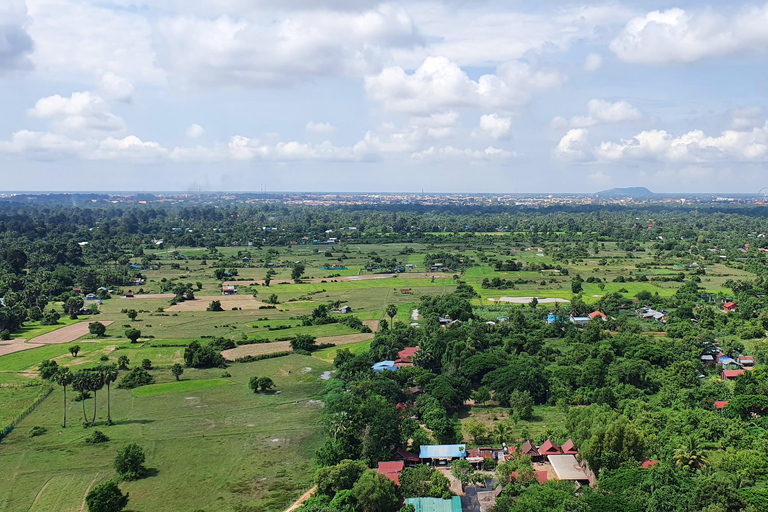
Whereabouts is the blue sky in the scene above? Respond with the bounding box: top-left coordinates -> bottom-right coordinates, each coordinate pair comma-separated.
1,0 -> 768,193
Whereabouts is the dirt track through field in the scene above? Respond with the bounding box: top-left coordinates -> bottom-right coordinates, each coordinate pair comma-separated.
224,272 -> 441,286
165,295 -> 271,312
121,293 -> 175,299
0,338 -> 30,357
283,486 -> 316,512
28,321 -> 113,345
221,332 -> 374,360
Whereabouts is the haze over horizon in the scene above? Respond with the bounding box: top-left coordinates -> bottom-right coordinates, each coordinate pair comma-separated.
1,1 -> 768,193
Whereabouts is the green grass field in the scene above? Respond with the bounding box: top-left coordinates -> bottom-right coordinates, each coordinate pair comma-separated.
0,355 -> 331,512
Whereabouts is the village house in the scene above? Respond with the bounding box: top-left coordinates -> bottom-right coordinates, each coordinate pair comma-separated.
721,369 -> 745,381
538,440 -> 562,461
376,460 -> 404,486
723,301 -> 738,312
560,439 -> 578,456
222,285 -> 237,295
738,355 -> 755,369
419,444 -> 467,466
395,347 -> 418,368
405,497 -> 463,512
588,311 -> 607,321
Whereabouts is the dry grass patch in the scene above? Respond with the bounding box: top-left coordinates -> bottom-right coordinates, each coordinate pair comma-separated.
166,295 -> 271,312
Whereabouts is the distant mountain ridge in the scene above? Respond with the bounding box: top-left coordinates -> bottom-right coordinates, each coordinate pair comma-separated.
595,187 -> 656,198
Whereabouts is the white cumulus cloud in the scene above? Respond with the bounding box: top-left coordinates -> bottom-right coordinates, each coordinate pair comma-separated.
364,56 -> 561,115
552,99 -> 642,129
186,124 -> 206,138
610,5 -> 768,65
29,91 -> 126,136
584,53 -> 602,71
479,114 -> 512,140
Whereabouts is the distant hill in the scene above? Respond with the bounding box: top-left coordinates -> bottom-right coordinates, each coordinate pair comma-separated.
595,187 -> 656,198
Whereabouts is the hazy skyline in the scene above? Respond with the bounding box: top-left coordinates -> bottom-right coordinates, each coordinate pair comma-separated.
1,0 -> 768,193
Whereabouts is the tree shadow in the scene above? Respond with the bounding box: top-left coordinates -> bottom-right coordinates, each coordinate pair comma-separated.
143,467 -> 160,479
112,419 -> 155,426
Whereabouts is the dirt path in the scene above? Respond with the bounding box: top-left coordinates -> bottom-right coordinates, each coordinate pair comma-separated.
283,486 -> 316,512
28,321 -> 113,345
0,338 -> 30,357
79,474 -> 100,511
221,332 -> 374,360
487,297 -> 570,304
29,477 -> 52,510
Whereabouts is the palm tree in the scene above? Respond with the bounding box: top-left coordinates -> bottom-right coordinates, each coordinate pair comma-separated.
88,370 -> 106,427
71,371 -> 89,426
55,368 -> 72,428
493,422 -> 511,446
386,304 -> 397,325
673,435 -> 709,470
100,365 -> 119,425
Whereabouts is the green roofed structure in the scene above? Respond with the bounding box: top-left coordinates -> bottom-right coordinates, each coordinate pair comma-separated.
405,496 -> 463,512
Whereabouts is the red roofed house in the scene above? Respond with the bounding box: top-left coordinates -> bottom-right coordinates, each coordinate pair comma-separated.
588,311 -> 607,320
739,356 -> 755,369
723,302 -> 737,312
466,447 -> 496,460
641,459 -> 659,469
538,440 -> 562,460
377,461 -> 404,486
393,447 -> 419,465
722,369 -> 745,381
714,400 -> 729,411
561,439 -> 578,456
519,441 -> 542,462
395,347 -> 419,368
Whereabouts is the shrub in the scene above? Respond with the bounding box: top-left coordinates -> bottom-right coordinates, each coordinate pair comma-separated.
86,429 -> 110,444
85,480 -> 129,512
0,329 -> 10,340
125,328 -> 141,343
114,443 -> 147,481
89,322 -> 106,337
29,426 -> 47,437
183,341 -> 226,368
41,309 -> 60,326
207,300 -> 224,312
100,355 -> 109,361
141,359 -> 152,370
117,355 -> 130,370
117,368 -> 155,389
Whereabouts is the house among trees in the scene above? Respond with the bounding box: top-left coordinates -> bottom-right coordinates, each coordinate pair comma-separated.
222,285 -> 237,295
376,460 -> 404,486
715,400 -> 729,411
405,496 -> 463,512
588,311 -> 607,320
723,301 -> 738,312
124,291 -> 134,298
538,440 -> 562,461
395,347 -> 418,367
561,439 -> 578,455
721,369 -> 744,381
548,455 -> 590,486
641,459 -> 659,469
419,444 -> 467,466
393,447 -> 420,466
738,355 -> 755,369
518,440 -> 542,462
510,470 -> 549,485
339,305 -> 352,314
372,361 -> 397,372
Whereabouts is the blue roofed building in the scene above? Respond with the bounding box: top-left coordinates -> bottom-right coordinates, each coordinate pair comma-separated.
372,361 -> 397,372
419,444 -> 467,464
406,496 -> 463,512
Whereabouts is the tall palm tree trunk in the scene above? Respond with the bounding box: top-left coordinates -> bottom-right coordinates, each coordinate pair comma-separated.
81,393 -> 88,426
62,385 -> 67,428
106,383 -> 111,425
92,390 -> 97,427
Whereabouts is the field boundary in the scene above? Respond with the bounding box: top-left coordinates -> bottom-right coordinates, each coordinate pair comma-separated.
0,385 -> 53,441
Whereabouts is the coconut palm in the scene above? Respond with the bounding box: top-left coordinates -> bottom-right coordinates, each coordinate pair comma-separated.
55,367 -> 72,428
493,422 -> 512,446
87,369 -> 106,427
673,435 -> 709,470
100,364 -> 119,425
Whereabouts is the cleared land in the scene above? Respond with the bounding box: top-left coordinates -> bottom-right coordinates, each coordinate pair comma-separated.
221,332 -> 373,360
0,339 -> 30,357
165,295 -> 270,312
28,321 -> 113,345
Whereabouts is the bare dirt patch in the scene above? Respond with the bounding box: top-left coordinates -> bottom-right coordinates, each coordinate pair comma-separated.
166,295 -> 271,312
221,332 -> 373,360
121,293 -> 175,299
0,338 -> 32,357
363,320 -> 380,332
225,272 -> 437,286
28,321 -> 114,345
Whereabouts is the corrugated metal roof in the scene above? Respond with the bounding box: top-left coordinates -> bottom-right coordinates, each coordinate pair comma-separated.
549,455 -> 589,481
405,496 -> 463,512
419,444 -> 467,459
